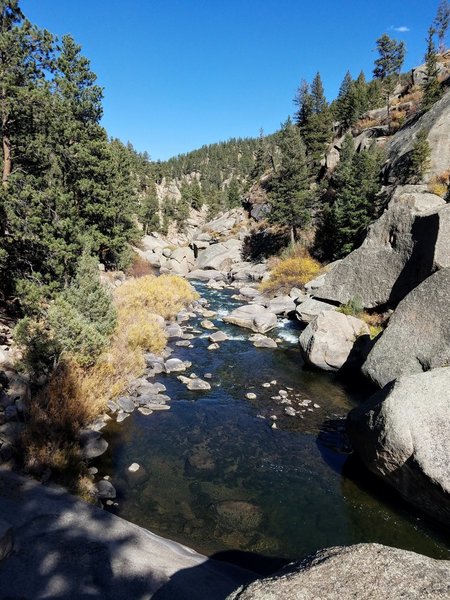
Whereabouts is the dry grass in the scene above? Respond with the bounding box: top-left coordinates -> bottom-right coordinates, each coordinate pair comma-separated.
126,253 -> 155,278
22,273 -> 197,489
429,170 -> 450,198
261,247 -> 321,295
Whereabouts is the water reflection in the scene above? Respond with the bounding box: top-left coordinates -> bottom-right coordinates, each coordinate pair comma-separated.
95,282 -> 450,562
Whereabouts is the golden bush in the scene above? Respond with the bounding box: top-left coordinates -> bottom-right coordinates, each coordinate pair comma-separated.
261,249 -> 321,295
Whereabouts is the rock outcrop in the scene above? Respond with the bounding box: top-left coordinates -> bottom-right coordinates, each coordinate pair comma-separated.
0,469 -> 255,599
362,267 -> 450,387
227,543 -> 450,600
312,188 -> 449,309
299,311 -> 369,372
385,88 -> 450,183
348,367 -> 450,528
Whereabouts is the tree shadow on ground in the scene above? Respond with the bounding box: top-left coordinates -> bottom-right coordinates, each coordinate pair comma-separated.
0,469 -> 257,600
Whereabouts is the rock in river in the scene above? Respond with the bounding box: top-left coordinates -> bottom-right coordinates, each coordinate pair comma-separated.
223,304 -> 277,334
299,311 -> 370,372
348,367 -> 450,528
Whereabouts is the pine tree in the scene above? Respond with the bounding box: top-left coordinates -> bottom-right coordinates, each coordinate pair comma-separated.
298,73 -> 332,172
269,118 -> 311,244
293,80 -> 313,127
140,181 -> 160,233
407,129 -> 431,183
251,128 -> 269,179
434,0 -> 450,52
373,34 -> 406,122
422,27 -> 442,110
329,137 -> 382,258
335,71 -> 354,129
227,177 -> 241,208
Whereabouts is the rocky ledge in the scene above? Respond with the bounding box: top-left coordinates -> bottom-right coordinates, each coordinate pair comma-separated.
0,469 -> 255,599
228,543 -> 450,600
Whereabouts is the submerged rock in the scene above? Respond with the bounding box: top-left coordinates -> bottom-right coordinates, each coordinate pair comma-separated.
249,334 -> 277,349
227,543 -> 450,600
96,479 -> 116,500
213,500 -> 263,532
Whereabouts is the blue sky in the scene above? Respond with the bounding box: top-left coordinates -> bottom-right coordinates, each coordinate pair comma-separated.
22,0 -> 439,160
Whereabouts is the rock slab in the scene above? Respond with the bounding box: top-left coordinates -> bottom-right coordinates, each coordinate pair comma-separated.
348,367 -> 450,528
227,543 -> 450,600
362,267 -> 450,387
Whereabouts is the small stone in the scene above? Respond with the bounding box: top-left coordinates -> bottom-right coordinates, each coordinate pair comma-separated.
270,415 -> 277,421
270,380 -> 277,385
128,463 -> 140,472
271,422 -> 277,429
313,403 -> 320,408
186,379 -> 211,391
204,373 -> 212,379
106,500 -> 114,506
176,340 -> 191,347
246,393 -> 257,400
88,467 -> 98,475
262,383 -> 270,388
285,406 -> 296,417
208,343 -> 219,350
200,319 -> 217,330
138,407 -> 153,416
117,396 -> 135,413
116,411 -> 129,423
279,390 -> 288,398
165,358 -> 187,373
97,480 -> 116,499
209,331 -> 228,343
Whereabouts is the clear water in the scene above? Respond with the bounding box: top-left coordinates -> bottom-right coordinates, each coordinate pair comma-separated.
95,282 -> 450,568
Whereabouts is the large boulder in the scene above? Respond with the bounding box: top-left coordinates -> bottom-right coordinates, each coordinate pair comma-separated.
223,304 -> 278,334
267,295 -> 296,316
196,241 -> 242,271
295,298 -> 336,323
299,311 -> 370,372
348,367 -> 450,527
313,189 -> 449,309
227,543 -> 450,600
362,268 -> 450,387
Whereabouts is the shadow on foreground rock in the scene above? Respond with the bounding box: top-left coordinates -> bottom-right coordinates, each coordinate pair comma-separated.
0,469 -> 256,599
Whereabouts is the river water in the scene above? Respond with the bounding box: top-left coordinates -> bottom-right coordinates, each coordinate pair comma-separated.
95,281 -> 450,569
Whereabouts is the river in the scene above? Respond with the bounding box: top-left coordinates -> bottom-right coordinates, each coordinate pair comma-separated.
94,281 -> 450,572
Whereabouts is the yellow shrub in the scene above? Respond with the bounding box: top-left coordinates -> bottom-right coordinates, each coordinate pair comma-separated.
23,273 -> 197,487
429,170 -> 450,198
261,251 -> 321,295
115,274 -> 198,320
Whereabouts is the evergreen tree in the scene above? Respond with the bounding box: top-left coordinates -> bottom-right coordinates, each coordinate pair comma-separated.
297,73 -> 332,172
373,34 -> 406,122
227,177 -> 241,208
422,27 -> 442,110
293,80 -> 313,127
335,71 -> 354,128
434,0 -> 450,52
190,180 -> 204,210
269,118 -> 311,244
140,181 -> 160,234
407,129 -> 431,183
328,136 -> 382,258
251,128 -> 269,178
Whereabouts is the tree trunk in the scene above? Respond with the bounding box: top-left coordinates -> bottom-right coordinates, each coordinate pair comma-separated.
2,130 -> 11,187
290,225 -> 296,246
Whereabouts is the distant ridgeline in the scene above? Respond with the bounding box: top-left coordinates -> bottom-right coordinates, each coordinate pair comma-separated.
1,0 -> 449,307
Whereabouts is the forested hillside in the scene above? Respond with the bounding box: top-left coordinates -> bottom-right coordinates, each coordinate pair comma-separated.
0,1 -> 152,305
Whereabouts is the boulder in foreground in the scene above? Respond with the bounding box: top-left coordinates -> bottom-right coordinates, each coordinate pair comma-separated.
348,367 -> 450,528
228,543 -> 450,600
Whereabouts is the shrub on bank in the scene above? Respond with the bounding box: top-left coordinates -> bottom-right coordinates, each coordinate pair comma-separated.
261,248 -> 321,295
20,271 -> 197,492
